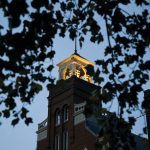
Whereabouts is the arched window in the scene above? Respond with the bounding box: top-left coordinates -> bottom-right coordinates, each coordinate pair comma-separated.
63,105 -> 68,122
55,109 -> 61,126
63,131 -> 68,150
55,134 -> 60,150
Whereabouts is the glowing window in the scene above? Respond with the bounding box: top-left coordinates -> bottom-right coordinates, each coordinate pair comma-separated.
55,110 -> 61,126
63,105 -> 68,122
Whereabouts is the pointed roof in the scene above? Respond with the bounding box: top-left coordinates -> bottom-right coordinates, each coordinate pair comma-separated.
57,52 -> 94,67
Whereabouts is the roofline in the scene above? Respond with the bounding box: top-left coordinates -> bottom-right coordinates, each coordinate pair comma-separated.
57,54 -> 94,67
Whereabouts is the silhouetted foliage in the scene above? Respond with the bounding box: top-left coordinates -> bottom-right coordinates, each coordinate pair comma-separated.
0,0 -> 150,149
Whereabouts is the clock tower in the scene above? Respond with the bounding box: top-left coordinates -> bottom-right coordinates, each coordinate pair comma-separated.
36,52 -> 100,150
36,52 -> 149,150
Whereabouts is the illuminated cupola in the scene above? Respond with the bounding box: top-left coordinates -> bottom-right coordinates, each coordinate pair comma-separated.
57,52 -> 94,83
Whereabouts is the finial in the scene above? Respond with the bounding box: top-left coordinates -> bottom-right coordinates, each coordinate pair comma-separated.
74,37 -> 77,54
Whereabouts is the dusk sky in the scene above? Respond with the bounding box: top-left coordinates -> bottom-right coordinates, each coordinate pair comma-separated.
0,3 -> 150,150
0,33 -> 149,150
0,35 -> 107,150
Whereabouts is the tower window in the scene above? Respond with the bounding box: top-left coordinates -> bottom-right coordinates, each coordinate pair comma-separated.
75,70 -> 80,77
55,110 -> 61,126
63,105 -> 68,122
63,131 -> 68,150
55,134 -> 60,150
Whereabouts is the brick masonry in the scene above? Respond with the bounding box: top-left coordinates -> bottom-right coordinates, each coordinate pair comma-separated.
37,76 -> 100,150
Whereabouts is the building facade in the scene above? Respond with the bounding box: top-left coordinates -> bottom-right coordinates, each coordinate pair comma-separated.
36,53 -> 149,150
36,53 -> 100,150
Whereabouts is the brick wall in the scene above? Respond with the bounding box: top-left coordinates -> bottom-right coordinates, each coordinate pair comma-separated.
70,122 -> 96,150
36,138 -> 48,150
37,76 -> 99,150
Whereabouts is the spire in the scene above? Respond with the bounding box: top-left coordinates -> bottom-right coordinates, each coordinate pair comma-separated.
74,37 -> 77,54
74,24 -> 78,54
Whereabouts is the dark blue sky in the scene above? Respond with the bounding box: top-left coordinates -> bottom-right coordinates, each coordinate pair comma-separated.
0,35 -> 107,150
0,3 -> 150,149
0,34 -> 149,150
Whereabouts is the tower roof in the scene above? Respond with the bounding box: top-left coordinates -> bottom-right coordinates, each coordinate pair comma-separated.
57,53 -> 94,67
57,53 -> 94,83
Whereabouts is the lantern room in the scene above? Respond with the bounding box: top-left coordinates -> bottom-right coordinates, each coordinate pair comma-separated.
57,53 -> 94,83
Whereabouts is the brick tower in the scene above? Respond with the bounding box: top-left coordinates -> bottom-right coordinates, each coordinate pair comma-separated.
36,53 -> 150,150
36,53 -> 100,150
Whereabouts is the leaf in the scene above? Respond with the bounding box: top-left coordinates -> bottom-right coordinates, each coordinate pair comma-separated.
130,85 -> 143,93
60,2 -> 66,11
114,8 -> 126,24
5,98 -> 16,110
115,84 -> 124,92
78,0 -> 86,7
93,69 -> 104,84
120,0 -> 130,5
9,0 -> 28,28
31,82 -> 42,93
104,46 -> 112,55
101,89 -> 114,103
118,74 -> 125,79
56,11 -> 63,23
128,117 -> 136,126
116,35 -> 130,48
144,61 -> 150,70
11,118 -> 19,126
35,65 -> 41,72
134,70 -> 141,78
79,36 -> 84,48
32,74 -> 47,82
25,117 -> 33,125
127,109 -> 132,114
0,24 -> 3,29
109,74 -> 114,80
135,0 -> 149,6
66,1 -> 75,10
90,36 -> 97,43
118,92 -> 127,108
136,40 -> 146,57
47,65 -> 54,71
21,97 -> 31,104
2,110 -> 10,118
51,0 -> 59,4
47,50 -> 55,59
37,52 -> 46,61
69,28 -> 76,40
95,60 -> 104,66
59,26 -> 66,37
112,64 -> 121,74
143,73 -> 149,80
31,0 -> 48,9
20,107 -> 29,119
9,0 -> 28,16
85,65 -> 94,76
104,82 -> 116,93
